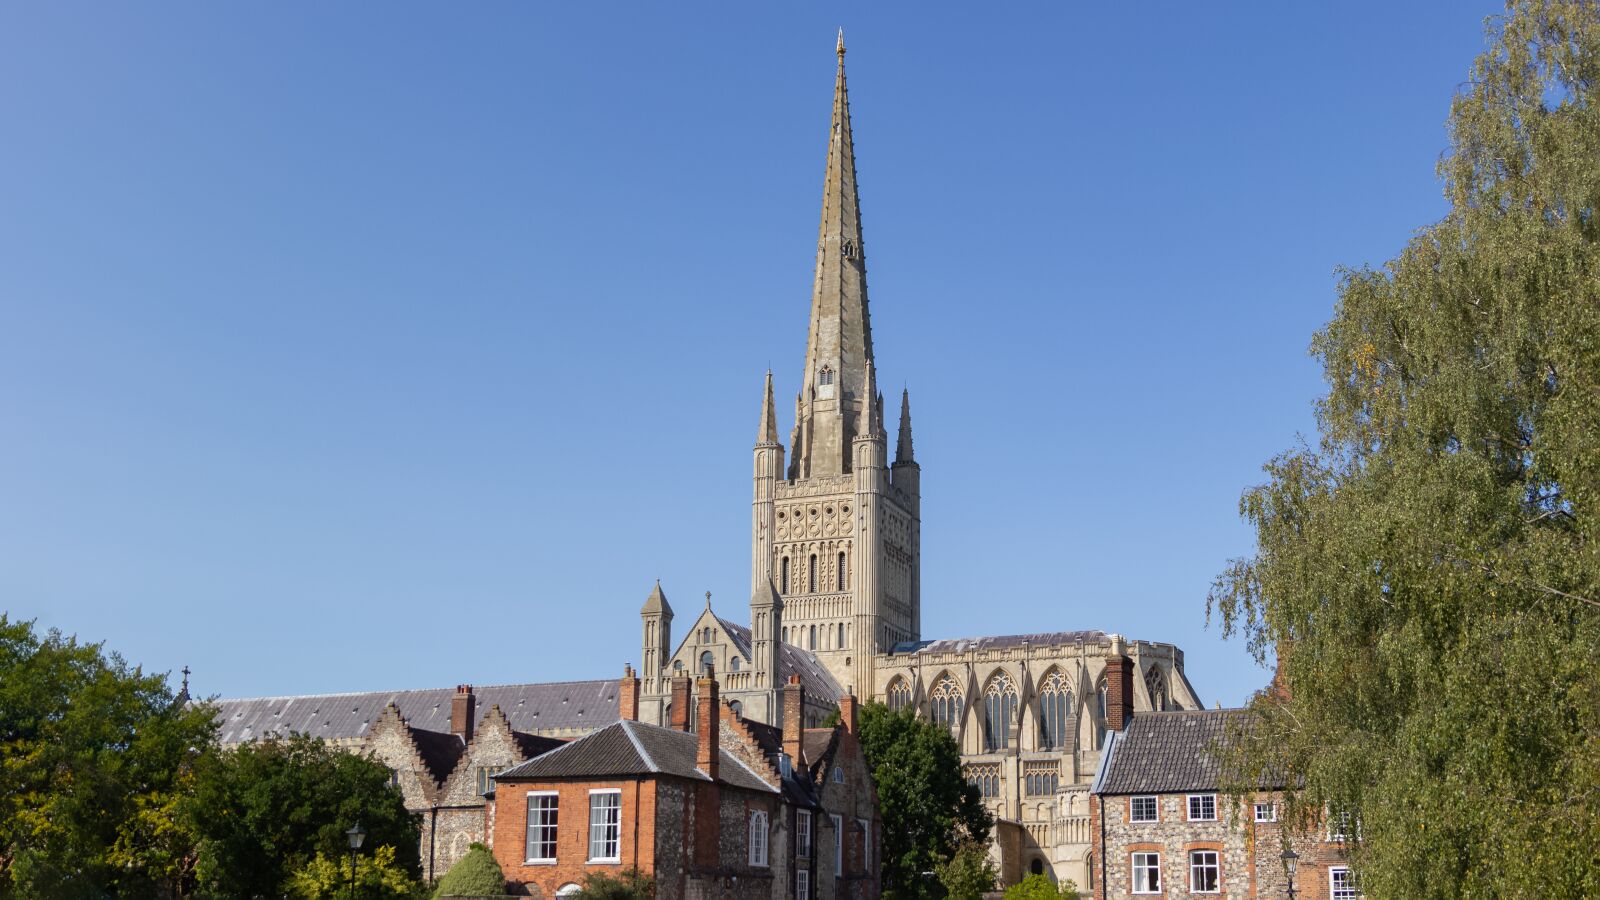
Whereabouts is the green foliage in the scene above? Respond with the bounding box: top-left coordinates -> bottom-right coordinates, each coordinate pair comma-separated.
432,842 -> 506,898
287,844 -> 423,899
184,732 -> 422,898
0,614 -> 218,899
573,866 -> 654,900
1208,2 -> 1600,896
1001,874 -> 1076,900
935,842 -> 997,900
855,702 -> 993,900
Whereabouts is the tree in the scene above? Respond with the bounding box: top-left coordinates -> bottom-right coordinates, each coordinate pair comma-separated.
184,732 -> 422,898
0,615 -> 218,899
573,867 -> 654,900
1001,874 -> 1077,900
1209,1 -> 1600,896
855,703 -> 993,900
432,843 -> 506,898
287,844 -> 423,899
935,842 -> 997,900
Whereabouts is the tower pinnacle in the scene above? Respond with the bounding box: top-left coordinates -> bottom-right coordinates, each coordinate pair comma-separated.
757,370 -> 779,445
896,388 -> 914,464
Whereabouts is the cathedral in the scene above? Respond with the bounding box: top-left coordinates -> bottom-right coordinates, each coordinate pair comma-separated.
213,36 -> 1202,893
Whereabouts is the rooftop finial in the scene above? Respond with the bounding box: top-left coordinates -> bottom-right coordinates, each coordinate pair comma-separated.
705,590 -> 713,609
837,28 -> 845,57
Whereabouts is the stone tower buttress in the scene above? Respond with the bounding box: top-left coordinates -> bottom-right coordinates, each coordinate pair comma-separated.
852,360 -> 888,695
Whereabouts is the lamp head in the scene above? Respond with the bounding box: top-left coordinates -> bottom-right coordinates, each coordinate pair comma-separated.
1281,847 -> 1299,877
346,823 -> 367,850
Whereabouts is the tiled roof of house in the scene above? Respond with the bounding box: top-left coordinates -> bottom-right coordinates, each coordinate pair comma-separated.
888,630 -> 1110,655
1092,709 -> 1263,795
718,618 -> 845,702
210,680 -> 619,745
496,720 -> 777,794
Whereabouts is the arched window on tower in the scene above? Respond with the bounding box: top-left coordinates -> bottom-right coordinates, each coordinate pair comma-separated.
837,551 -> 847,590
809,625 -> 817,650
887,677 -> 911,711
930,675 -> 962,734
982,673 -> 1018,752
781,558 -> 790,594
1038,670 -> 1073,751
818,365 -> 834,387
1145,666 -> 1168,712
809,555 -> 818,593
838,622 -> 846,648
730,656 -> 741,672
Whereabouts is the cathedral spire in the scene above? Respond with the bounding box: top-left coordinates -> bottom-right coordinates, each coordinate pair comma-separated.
896,388 -> 914,464
794,33 -> 874,477
757,370 -> 779,445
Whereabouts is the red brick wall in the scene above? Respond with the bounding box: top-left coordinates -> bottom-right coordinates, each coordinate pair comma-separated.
492,778 -> 658,897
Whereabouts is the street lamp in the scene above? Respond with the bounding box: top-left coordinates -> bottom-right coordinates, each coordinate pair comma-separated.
1281,847 -> 1299,899
346,823 -> 367,899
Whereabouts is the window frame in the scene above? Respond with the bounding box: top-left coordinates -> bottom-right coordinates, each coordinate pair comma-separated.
858,817 -> 871,869
1188,849 -> 1220,894
1130,851 -> 1161,894
1329,865 -> 1359,900
749,810 -> 769,867
524,790 -> 559,864
1187,793 -> 1217,822
796,810 -> 812,858
1129,795 -> 1158,823
1254,801 -> 1276,823
586,788 -> 622,863
831,813 -> 843,877
796,869 -> 811,900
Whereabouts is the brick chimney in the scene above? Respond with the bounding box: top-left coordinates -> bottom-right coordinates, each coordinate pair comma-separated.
1105,639 -> 1134,732
620,664 -> 640,721
670,676 -> 692,732
696,669 -> 719,781
451,685 -> 476,743
783,674 -> 805,764
838,692 -> 858,734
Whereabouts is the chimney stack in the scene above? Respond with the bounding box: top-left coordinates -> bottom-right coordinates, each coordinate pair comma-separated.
1105,642 -> 1135,732
451,685 -> 476,743
783,674 -> 806,764
696,669 -> 720,781
670,676 -> 692,731
620,664 -> 640,721
838,693 -> 858,734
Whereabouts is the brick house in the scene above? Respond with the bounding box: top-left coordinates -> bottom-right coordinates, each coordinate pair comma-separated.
1088,710 -> 1355,900
486,670 -> 880,900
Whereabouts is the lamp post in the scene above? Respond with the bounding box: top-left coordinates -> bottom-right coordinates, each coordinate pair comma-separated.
1281,847 -> 1299,899
345,823 -> 367,899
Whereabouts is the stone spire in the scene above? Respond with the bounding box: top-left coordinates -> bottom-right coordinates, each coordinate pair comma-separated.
792,32 -> 874,479
895,388 -> 914,464
860,358 -> 880,436
757,370 -> 779,445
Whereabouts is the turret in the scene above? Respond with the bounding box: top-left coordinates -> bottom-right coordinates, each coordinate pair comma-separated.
892,388 -> 920,503
640,581 -> 673,701
751,578 -> 784,723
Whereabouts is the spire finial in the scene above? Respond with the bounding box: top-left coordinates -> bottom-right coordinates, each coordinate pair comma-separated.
837,28 -> 845,57
705,590 -> 713,609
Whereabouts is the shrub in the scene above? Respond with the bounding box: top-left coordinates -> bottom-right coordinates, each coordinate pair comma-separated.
574,867 -> 654,900
432,842 -> 507,898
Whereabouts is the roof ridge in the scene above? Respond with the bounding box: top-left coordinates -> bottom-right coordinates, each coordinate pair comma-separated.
214,677 -> 616,704
721,746 -> 779,792
619,720 -> 659,773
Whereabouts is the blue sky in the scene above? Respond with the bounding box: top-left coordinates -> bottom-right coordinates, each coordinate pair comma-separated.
1,2 -> 1504,707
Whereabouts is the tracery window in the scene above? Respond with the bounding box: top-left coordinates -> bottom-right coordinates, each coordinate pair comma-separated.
1145,666 -> 1168,712
965,763 -> 1000,798
982,673 -> 1018,752
886,677 -> 911,711
1038,669 -> 1073,750
930,675 -> 962,733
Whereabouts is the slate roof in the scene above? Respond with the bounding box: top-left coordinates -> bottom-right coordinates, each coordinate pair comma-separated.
408,725 -> 468,784
1091,709 -> 1261,795
718,618 -> 845,702
888,630 -> 1110,655
496,719 -> 777,794
210,680 -> 620,745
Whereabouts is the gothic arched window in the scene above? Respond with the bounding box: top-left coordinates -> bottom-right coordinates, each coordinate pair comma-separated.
1145,666 -> 1168,712
1038,670 -> 1074,751
819,366 -> 834,387
837,552 -> 847,590
887,677 -> 911,711
982,673 -> 1018,752
809,555 -> 818,593
700,651 -> 714,674
930,675 -> 962,733
781,557 -> 790,594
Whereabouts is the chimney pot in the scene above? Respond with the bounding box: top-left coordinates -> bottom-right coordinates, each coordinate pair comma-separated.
450,685 -> 476,743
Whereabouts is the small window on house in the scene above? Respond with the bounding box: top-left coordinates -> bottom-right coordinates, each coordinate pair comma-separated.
859,817 -> 871,868
476,766 -> 499,797
588,789 -> 621,862
1130,796 -> 1158,823
1330,866 -> 1359,900
1328,810 -> 1359,842
1189,850 -> 1220,893
832,814 -> 843,877
1254,802 -> 1276,823
1131,852 -> 1161,894
749,810 -> 769,867
1187,794 -> 1217,821
796,869 -> 811,900
796,810 -> 812,858
556,885 -> 582,898
832,766 -> 844,784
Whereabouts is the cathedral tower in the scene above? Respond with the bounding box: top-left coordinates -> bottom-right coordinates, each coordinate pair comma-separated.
752,33 -> 922,697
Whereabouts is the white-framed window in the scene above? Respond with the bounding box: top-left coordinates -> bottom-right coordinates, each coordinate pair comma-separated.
1254,802 -> 1276,823
1189,850 -> 1220,893
1131,852 -> 1161,894
831,814 -> 843,876
796,869 -> 811,900
1330,866 -> 1359,899
525,791 -> 559,863
1130,796 -> 1158,823
1328,810 -> 1359,842
858,818 -> 871,868
749,810 -> 769,866
587,789 -> 621,862
1187,793 -> 1217,821
796,810 -> 812,858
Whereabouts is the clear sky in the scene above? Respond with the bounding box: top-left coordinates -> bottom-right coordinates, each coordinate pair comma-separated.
1,2 -> 1505,708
